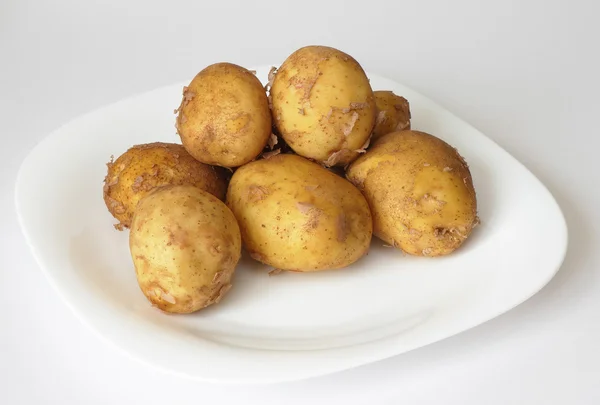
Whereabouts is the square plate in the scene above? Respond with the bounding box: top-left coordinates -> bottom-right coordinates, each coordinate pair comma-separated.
15,66 -> 567,383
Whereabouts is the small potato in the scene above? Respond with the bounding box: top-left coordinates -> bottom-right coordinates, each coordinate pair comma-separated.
130,185 -> 241,314
372,91 -> 411,141
346,130 -> 478,257
270,46 -> 376,167
103,142 -> 228,230
176,63 -> 272,167
227,154 -> 372,271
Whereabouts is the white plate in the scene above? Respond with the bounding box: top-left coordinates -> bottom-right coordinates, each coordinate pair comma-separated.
15,65 -> 567,384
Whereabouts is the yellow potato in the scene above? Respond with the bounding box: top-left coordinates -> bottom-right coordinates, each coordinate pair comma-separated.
176,63 -> 271,167
372,91 -> 411,141
103,142 -> 228,230
270,46 -> 376,167
226,154 -> 372,271
130,185 -> 241,314
346,130 -> 478,256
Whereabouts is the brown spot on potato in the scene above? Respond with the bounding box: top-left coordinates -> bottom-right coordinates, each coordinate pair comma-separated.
323,149 -> 346,167
134,254 -> 148,263
212,284 -> 231,304
131,175 -> 145,192
325,108 -> 334,120
434,227 -> 447,239
376,110 -> 386,126
209,245 -> 222,256
182,86 -> 195,103
305,214 -> 320,230
103,178 -> 116,194
167,226 -> 189,249
105,195 -> 126,215
226,112 -> 251,134
409,228 -> 421,237
161,292 -> 177,304
342,111 -> 359,136
337,213 -> 348,242
249,251 -> 267,263
247,185 -> 269,202
212,271 -> 223,283
297,202 -> 322,230
349,102 -> 368,110
296,202 -> 315,214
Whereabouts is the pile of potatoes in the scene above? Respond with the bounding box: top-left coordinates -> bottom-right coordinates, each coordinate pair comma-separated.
103,45 -> 479,314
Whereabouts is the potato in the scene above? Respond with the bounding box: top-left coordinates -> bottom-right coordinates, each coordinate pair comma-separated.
346,130 -> 478,256
129,185 -> 241,313
175,63 -> 271,167
270,46 -> 376,167
372,91 -> 411,141
226,154 -> 372,271
103,142 -> 228,230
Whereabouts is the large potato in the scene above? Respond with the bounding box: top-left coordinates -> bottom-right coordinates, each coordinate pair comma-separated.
372,91 -> 411,141
176,63 -> 271,167
130,185 -> 241,313
270,46 -> 376,167
227,154 -> 372,271
346,130 -> 478,256
103,142 -> 227,230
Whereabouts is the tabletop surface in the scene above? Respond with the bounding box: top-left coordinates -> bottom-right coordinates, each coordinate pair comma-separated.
1,0 -> 599,403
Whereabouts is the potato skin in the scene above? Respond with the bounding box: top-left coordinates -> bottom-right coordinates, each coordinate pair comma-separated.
372,91 -> 411,141
176,63 -> 271,167
270,46 -> 376,167
346,130 -> 478,257
129,185 -> 241,314
226,154 -> 372,271
103,142 -> 228,230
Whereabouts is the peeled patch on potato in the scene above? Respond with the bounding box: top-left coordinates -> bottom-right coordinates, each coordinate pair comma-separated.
346,130 -> 478,257
103,142 -> 228,230
227,154 -> 372,271
270,46 -> 377,167
130,185 -> 241,314
175,63 -> 272,167
372,91 -> 411,141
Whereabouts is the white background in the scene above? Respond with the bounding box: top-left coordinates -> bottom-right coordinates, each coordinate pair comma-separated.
1,0 -> 599,403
